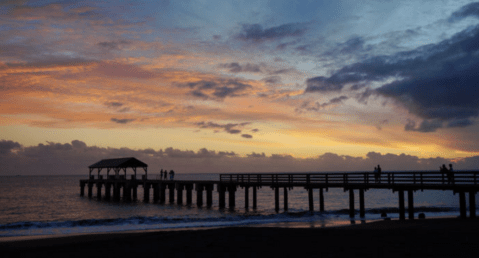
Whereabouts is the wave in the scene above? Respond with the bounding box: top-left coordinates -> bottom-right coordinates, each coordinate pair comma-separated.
0,206 -> 461,232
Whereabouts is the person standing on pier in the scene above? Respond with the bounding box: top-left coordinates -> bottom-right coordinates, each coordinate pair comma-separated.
160,169 -> 163,180
169,170 -> 175,180
448,164 -> 454,184
164,170 -> 167,180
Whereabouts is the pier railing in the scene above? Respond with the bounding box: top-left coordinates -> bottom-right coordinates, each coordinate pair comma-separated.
219,171 -> 479,186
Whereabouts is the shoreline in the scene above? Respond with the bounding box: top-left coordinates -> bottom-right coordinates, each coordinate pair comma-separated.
2,217 -> 478,257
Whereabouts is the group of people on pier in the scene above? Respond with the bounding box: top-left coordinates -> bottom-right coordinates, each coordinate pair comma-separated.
159,169 -> 175,180
440,164 -> 454,184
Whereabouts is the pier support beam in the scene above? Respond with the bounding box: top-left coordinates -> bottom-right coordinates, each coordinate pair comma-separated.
244,186 -> 249,209
398,190 -> 405,220
186,185 -> 193,204
218,185 -> 226,208
153,184 -> 160,202
88,183 -> 93,198
459,192 -> 467,218
253,187 -> 257,209
159,184 -> 166,204
275,187 -> 280,212
308,188 -> 314,212
96,183 -> 102,200
196,185 -> 203,207
132,184 -> 137,200
284,187 -> 288,211
123,183 -> 131,201
105,183 -> 111,200
349,189 -> 354,218
206,185 -> 213,207
169,185 -> 175,203
470,191 -> 476,219
176,184 -> 184,204
408,190 -> 414,220
143,183 -> 150,202
114,183 -> 121,201
319,188 -> 324,212
359,189 -> 365,218
80,182 -> 85,196
228,185 -> 236,208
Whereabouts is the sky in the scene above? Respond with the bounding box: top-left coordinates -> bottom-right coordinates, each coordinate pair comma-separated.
2,0 -> 479,175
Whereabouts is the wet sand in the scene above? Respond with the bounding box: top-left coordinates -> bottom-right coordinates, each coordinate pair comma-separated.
1,218 -> 478,258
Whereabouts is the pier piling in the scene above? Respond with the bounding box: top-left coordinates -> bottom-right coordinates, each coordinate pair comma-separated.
470,191 -> 476,218
319,188 -> 324,212
244,186 -> 249,209
308,188 -> 314,212
218,184 -> 226,208
408,190 -> 414,220
252,187 -> 257,209
359,189 -> 365,218
176,184 -> 184,204
349,189 -> 354,218
206,185 -> 213,207
284,187 -> 288,211
459,192 -> 467,219
275,187 -> 279,212
143,183 -> 150,202
169,184 -> 175,203
186,184 -> 193,204
398,190 -> 405,220
196,184 -> 203,206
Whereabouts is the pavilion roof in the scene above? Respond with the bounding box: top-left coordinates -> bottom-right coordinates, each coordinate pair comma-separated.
89,157 -> 148,169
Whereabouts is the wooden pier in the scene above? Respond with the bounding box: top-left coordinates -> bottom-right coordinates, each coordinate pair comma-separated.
81,159 -> 479,220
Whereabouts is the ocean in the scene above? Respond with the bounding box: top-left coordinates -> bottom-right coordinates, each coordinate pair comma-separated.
0,174 -> 471,239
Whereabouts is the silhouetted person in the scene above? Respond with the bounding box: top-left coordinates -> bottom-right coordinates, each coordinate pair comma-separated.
448,164 -> 454,184
160,169 -> 164,180
169,170 -> 175,180
164,170 -> 167,180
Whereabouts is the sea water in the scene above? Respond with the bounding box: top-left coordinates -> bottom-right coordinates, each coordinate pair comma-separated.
0,174 -> 471,238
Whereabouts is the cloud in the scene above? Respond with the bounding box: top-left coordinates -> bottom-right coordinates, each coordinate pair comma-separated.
177,79 -> 252,100
0,140 -> 21,155
3,140 -> 479,175
236,23 -> 308,42
97,40 -> 131,50
195,121 -> 250,135
304,76 -> 344,92
241,134 -> 253,139
219,63 -> 262,73
111,118 -> 135,124
304,5 -> 479,131
297,96 -> 349,112
449,2 -> 479,22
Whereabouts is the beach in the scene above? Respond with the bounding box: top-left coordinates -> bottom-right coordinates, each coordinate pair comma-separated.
1,218 -> 478,258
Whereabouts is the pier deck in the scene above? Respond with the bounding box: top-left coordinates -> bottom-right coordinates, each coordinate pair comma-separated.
80,171 -> 479,220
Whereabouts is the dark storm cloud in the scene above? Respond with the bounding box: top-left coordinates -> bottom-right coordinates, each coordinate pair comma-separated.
219,63 -> 262,73
111,118 -> 135,124
304,4 -> 479,131
236,23 -> 307,42
178,79 -> 252,99
195,121 -> 250,135
449,2 -> 479,21
304,76 -> 344,92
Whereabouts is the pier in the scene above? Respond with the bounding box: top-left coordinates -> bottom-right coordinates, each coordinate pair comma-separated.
80,158 -> 479,220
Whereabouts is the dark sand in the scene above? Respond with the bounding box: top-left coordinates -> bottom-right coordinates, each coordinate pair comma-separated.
1,218 -> 479,258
